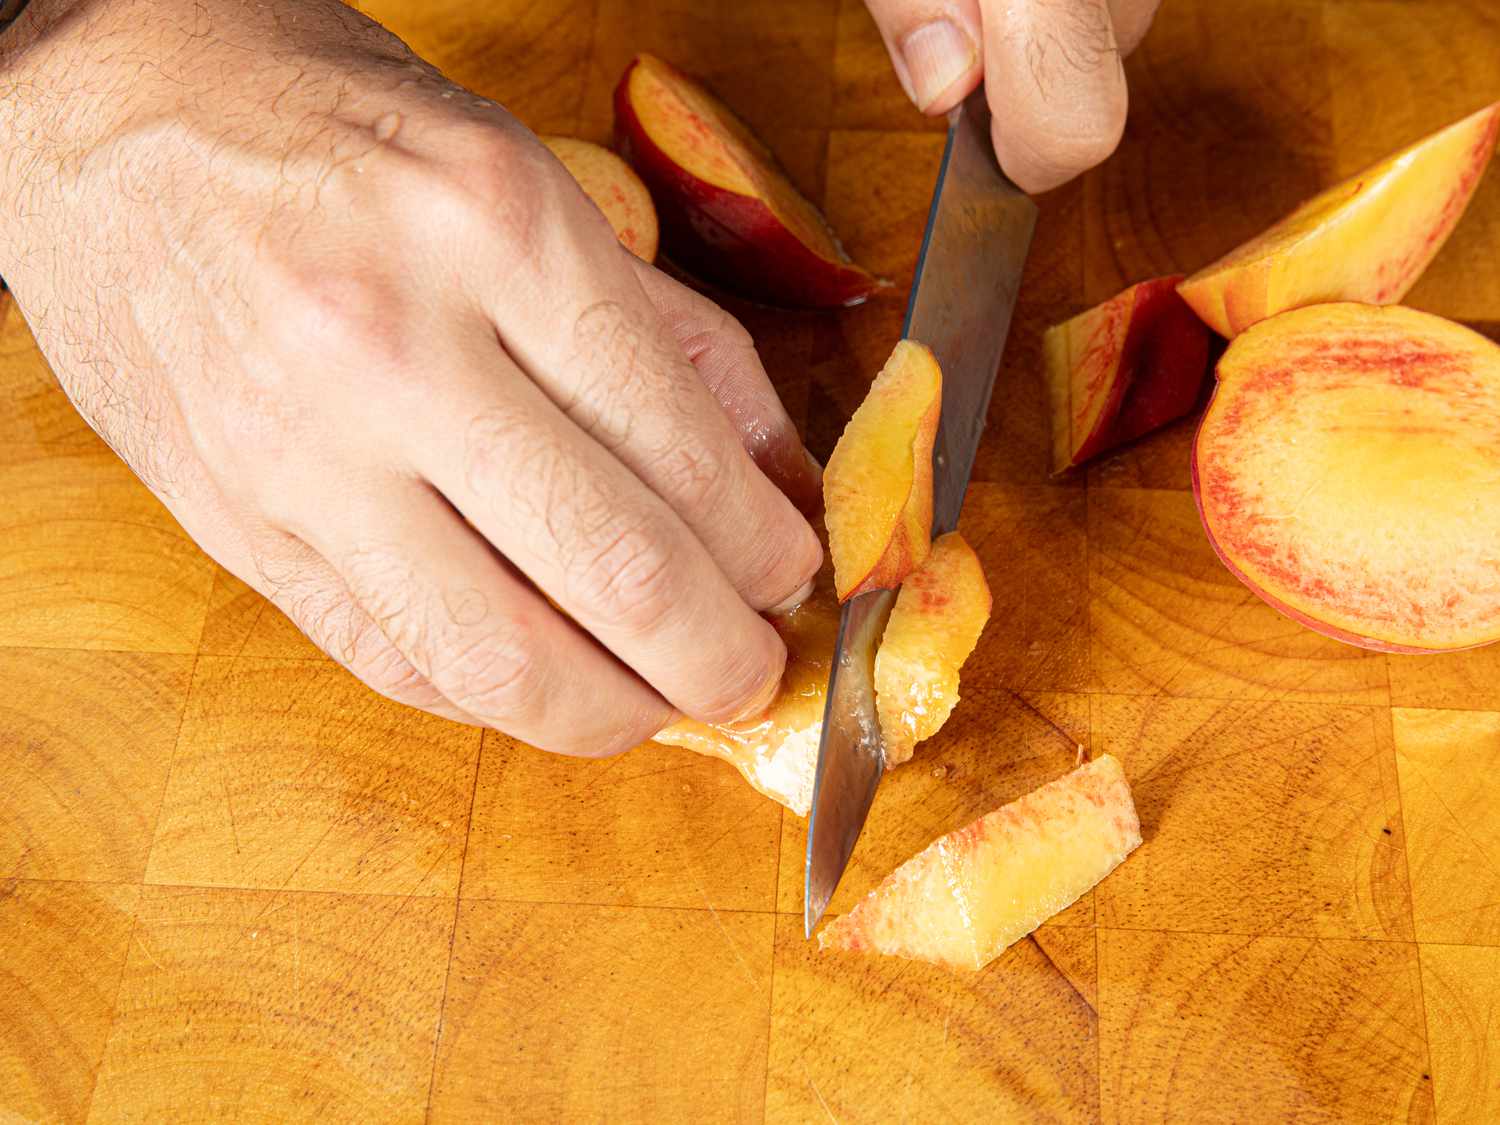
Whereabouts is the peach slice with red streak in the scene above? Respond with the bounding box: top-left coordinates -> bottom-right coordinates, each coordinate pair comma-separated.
542,136 -> 658,262
1194,303 -> 1500,653
818,755 -> 1141,971
1178,101 -> 1500,338
1044,275 -> 1214,473
874,532 -> 991,766
653,571 -> 839,816
825,340 -> 942,602
613,54 -> 880,308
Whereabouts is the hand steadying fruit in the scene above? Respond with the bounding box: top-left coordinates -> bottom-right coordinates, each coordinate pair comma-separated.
0,0 -> 1147,756
865,0 -> 1162,192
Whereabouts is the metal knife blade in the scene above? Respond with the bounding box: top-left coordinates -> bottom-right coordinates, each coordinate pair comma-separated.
804,89 -> 1037,938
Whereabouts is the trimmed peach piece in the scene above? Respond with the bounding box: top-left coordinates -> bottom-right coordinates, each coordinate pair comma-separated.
654,574 -> 838,816
1044,275 -> 1212,473
825,340 -> 942,602
874,532 -> 991,766
1179,101 -> 1500,338
1194,303 -> 1500,653
819,755 -> 1141,970
542,136 -> 659,262
613,54 -> 880,308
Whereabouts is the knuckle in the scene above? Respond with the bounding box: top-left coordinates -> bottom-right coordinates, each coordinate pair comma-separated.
651,435 -> 730,515
429,619 -> 546,724
564,514 -> 680,632
260,264 -> 413,374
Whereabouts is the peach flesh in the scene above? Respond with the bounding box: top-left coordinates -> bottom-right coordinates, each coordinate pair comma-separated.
824,340 -> 942,602
817,755 -> 1141,971
613,54 -> 879,308
1179,102 -> 1500,338
1045,275 -> 1212,473
874,532 -> 991,766
1194,303 -> 1500,653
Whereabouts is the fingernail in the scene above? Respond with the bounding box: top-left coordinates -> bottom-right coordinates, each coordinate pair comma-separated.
899,20 -> 977,112
768,577 -> 817,617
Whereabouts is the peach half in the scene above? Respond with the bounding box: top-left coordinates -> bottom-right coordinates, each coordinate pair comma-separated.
1178,101 -> 1500,338
1194,303 -> 1500,653
613,54 -> 880,308
1044,275 -> 1213,473
818,755 -> 1141,971
542,136 -> 658,262
873,532 -> 992,766
824,340 -> 942,602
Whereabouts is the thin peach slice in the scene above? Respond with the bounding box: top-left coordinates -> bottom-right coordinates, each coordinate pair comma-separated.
1179,101 -> 1500,338
1044,275 -> 1213,473
824,340 -> 942,602
1194,303 -> 1500,653
873,532 -> 991,766
542,136 -> 659,262
818,755 -> 1141,971
613,54 -> 880,308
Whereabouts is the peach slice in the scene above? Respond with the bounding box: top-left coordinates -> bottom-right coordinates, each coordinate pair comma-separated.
818,755 -> 1141,970
1194,303 -> 1500,653
542,136 -> 659,262
1044,275 -> 1213,473
824,340 -> 942,602
613,54 -> 880,308
1178,101 -> 1500,338
653,574 -> 838,816
873,532 -> 991,766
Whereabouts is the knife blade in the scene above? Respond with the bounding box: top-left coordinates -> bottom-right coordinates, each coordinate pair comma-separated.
804,88 -> 1037,938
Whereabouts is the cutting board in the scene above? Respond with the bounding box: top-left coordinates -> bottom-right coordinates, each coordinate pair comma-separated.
3,0 -> 1499,1120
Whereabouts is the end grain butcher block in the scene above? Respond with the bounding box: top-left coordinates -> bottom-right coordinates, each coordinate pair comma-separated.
3,0 -> 1499,1121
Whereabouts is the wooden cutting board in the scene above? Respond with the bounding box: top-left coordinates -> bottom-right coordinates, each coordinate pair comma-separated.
3,0 -> 1498,1120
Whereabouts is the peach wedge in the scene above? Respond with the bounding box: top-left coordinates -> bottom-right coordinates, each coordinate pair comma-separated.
824,340 -> 942,602
542,136 -> 658,262
613,54 -> 879,308
1044,275 -> 1213,473
819,755 -> 1141,971
1178,101 -> 1500,338
874,532 -> 991,765
1194,303 -> 1500,653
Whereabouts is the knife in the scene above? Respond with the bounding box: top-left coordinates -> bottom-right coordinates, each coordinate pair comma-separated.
804,88 -> 1037,938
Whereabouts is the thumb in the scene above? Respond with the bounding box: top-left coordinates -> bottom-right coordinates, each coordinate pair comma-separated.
863,0 -> 984,116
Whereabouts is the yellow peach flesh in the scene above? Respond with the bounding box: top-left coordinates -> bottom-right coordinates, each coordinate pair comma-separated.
874,533 -> 992,766
824,340 -> 942,601
1180,102 -> 1500,337
627,55 -> 847,266
1196,303 -> 1500,651
818,755 -> 1141,970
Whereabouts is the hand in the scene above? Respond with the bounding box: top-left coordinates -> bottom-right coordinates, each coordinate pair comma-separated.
865,0 -> 1162,192
0,0 -> 824,756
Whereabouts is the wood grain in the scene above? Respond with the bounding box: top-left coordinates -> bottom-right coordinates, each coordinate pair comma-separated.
1099,928 -> 1433,1124
430,901 -> 774,1123
0,880 -> 139,1122
1392,708 -> 1500,946
146,657 -> 481,897
89,885 -> 453,1122
0,649 -> 191,882
1,0 -> 1498,1119
1419,944 -> 1500,1125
